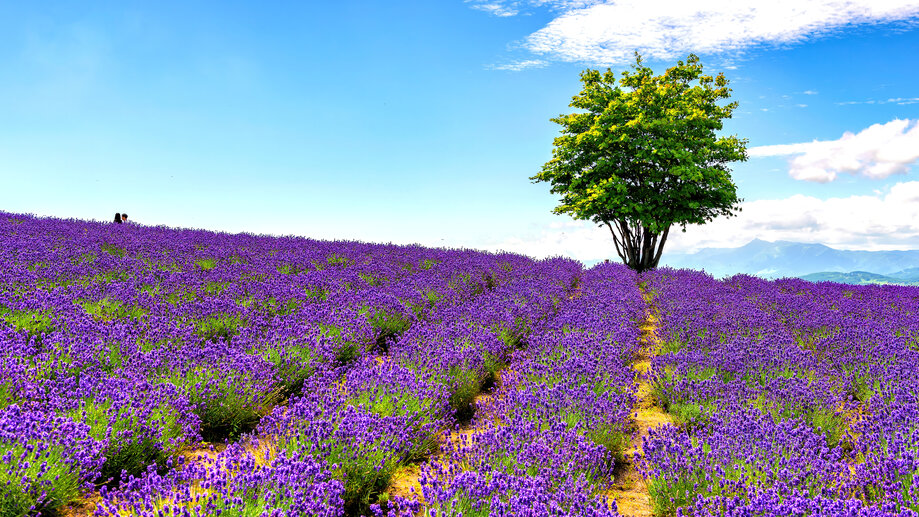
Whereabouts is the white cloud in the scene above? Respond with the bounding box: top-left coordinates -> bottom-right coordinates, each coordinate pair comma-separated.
802,90 -> 819,95
466,1 -> 520,16
482,182 -> 919,262
471,0 -> 919,65
487,59 -> 548,71
837,97 -> 919,105
667,183 -> 919,251
749,119 -> 919,182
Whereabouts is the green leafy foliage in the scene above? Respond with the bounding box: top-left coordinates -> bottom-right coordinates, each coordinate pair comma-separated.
275,426 -> 400,514
326,254 -> 349,267
345,387 -> 442,461
365,308 -> 412,351
532,53 -> 747,272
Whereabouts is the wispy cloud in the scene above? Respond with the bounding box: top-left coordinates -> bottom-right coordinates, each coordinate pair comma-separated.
470,0 -> 919,66
802,90 -> 819,95
749,119 -> 919,182
487,59 -> 548,71
837,97 -> 919,105
466,1 -> 521,17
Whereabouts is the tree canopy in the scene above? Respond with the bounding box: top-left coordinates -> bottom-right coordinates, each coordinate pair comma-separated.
531,53 -> 747,272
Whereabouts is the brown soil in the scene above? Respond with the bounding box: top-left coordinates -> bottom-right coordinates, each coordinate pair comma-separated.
605,300 -> 674,517
179,441 -> 228,469
59,493 -> 102,517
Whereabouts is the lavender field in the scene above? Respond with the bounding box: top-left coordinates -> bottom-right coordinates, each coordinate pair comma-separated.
1,212 -> 918,517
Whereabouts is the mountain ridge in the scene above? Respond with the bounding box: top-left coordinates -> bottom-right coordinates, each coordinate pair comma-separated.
660,239 -> 919,281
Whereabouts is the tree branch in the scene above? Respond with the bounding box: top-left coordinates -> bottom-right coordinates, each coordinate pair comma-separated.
605,221 -> 628,263
652,226 -> 671,266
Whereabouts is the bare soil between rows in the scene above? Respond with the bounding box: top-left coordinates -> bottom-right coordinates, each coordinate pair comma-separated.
605,300 -> 674,517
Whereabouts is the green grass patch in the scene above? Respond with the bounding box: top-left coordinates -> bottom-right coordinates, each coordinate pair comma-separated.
746,393 -> 847,447
26,261 -> 48,272
359,273 -> 383,286
80,297 -> 146,321
345,388 -> 442,461
277,263 -> 307,275
101,243 -> 126,257
274,424 -> 401,514
194,257 -> 217,271
326,254 -> 349,267
305,287 -> 328,301
204,281 -> 231,296
667,400 -> 718,430
419,258 -> 439,270
265,296 -> 300,317
195,313 -> 245,342
0,306 -> 58,342
72,252 -> 97,265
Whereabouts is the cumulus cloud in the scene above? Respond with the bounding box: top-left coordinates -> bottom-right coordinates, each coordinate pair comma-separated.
470,0 -> 919,65
749,119 -> 919,182
481,182 -> 919,262
667,183 -> 919,251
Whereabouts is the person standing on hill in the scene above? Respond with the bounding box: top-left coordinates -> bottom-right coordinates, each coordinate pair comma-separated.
114,213 -> 123,224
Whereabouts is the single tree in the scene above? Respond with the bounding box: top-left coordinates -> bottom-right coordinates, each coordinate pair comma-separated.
532,53 -> 747,272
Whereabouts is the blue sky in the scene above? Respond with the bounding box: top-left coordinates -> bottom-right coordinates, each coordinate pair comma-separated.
1,1 -> 918,261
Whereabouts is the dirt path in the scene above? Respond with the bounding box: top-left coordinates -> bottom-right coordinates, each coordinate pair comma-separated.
605,297 -> 674,517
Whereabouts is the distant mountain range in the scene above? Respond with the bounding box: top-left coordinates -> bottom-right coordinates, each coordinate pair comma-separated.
661,239 -> 919,285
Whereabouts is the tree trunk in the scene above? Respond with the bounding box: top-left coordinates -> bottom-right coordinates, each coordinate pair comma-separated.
605,220 -> 670,273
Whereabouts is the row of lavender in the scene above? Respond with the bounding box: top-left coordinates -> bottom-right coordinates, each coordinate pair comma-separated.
403,262 -> 645,516
94,256 -> 652,515
96,247 -> 590,515
0,212 -> 567,515
641,268 -> 919,516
